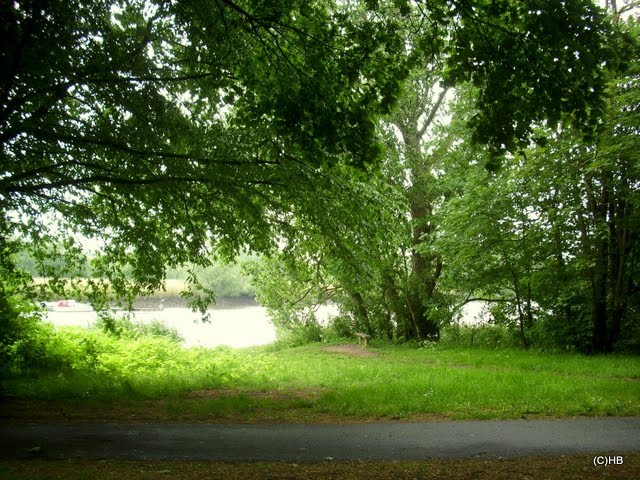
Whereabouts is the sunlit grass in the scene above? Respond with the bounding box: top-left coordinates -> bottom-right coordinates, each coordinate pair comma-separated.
259,344 -> 640,420
4,337 -> 639,422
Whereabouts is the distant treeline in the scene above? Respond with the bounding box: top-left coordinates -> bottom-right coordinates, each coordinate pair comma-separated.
164,262 -> 255,298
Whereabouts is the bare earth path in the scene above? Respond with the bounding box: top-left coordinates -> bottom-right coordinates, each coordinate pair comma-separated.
1,418 -> 638,461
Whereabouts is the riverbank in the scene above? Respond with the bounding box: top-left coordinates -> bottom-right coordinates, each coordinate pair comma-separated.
132,295 -> 258,310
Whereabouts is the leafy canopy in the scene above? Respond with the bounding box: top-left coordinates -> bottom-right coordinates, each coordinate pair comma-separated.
0,0 -> 614,308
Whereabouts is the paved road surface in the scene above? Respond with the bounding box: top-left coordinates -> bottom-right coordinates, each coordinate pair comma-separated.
1,418 -> 638,461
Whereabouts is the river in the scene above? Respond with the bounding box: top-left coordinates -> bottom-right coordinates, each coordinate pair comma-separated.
44,302 -> 339,348
44,300 -> 486,348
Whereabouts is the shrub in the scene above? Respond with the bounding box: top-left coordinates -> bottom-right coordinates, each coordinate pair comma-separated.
274,322 -> 323,348
439,323 -> 520,349
0,297 -> 79,378
2,314 -> 61,377
96,314 -> 183,342
527,310 -> 593,353
322,314 -> 356,341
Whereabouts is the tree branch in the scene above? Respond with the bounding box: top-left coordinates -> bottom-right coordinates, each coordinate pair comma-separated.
417,86 -> 449,138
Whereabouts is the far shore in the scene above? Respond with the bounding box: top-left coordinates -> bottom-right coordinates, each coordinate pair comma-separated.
133,295 -> 258,310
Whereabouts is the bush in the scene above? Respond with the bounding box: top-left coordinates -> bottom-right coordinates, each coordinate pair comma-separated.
96,314 -> 183,342
614,319 -> 640,354
2,305 -> 182,384
323,314 -> 356,341
439,323 -> 520,349
4,328 -> 280,399
527,310 -> 593,353
0,293 -> 81,378
274,322 -> 323,348
1,313 -> 65,377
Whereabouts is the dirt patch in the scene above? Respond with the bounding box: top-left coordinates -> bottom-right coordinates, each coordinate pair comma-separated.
3,455 -> 640,480
323,344 -> 378,357
187,387 -> 327,401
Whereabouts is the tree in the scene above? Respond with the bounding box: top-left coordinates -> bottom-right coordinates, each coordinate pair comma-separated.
0,0 -> 410,309
439,0 -> 612,153
239,0 -> 619,342
245,156 -> 408,340
577,14 -> 640,351
0,0 -> 614,317
434,12 -> 640,352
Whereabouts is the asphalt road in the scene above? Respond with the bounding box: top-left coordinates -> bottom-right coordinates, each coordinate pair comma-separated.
1,418 -> 639,461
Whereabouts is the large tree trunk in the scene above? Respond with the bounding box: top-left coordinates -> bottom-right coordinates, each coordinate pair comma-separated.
404,132 -> 442,340
586,173 -> 613,353
608,186 -> 631,350
391,82 -> 448,341
407,201 -> 441,339
348,291 -> 372,336
591,267 -> 610,353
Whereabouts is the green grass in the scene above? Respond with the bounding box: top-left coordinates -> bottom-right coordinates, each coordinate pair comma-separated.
3,338 -> 639,423
258,344 -> 640,420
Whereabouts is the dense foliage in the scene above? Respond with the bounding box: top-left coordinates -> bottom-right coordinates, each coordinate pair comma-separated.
1,0 -> 637,354
248,3 -> 639,352
434,17 -> 640,353
1,0 -> 410,310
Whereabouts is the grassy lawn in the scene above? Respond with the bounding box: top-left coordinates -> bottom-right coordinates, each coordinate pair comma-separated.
3,342 -> 639,423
